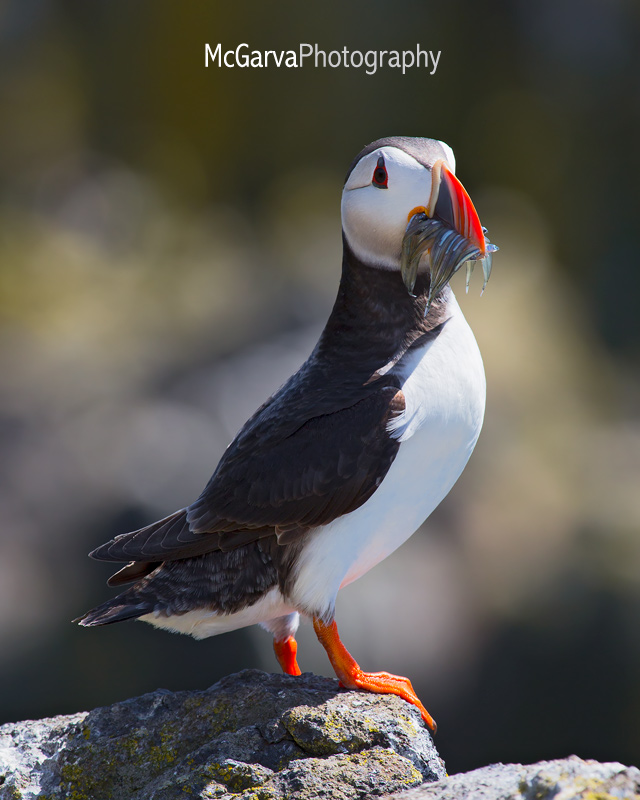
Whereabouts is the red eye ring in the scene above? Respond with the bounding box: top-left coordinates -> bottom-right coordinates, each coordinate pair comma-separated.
372,156 -> 388,189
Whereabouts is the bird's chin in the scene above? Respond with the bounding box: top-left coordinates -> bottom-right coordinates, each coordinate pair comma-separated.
400,212 -> 498,311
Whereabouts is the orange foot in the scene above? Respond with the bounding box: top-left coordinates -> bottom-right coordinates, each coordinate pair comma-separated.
273,635 -> 302,676
313,617 -> 437,733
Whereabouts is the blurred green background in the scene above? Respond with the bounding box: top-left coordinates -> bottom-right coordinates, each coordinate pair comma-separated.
1,0 -> 639,775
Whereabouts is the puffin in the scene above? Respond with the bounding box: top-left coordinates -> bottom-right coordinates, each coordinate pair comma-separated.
79,136 -> 497,732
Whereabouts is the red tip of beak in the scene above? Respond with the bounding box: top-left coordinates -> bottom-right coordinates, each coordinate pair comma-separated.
430,162 -> 487,256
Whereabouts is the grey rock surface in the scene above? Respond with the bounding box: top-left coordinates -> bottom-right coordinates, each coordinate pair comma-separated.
390,755 -> 640,800
0,669 -> 444,799
2,670 -> 638,800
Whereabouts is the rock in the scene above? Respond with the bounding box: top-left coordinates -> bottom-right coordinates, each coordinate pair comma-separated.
3,671 -> 637,800
0,669 -> 445,800
389,755 -> 640,800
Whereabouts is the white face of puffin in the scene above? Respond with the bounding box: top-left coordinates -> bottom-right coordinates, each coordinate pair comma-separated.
341,140 -> 497,306
341,143 -> 456,270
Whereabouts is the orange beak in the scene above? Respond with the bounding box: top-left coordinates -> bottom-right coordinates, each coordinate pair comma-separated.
402,160 -> 497,304
407,160 -> 487,255
427,160 -> 487,256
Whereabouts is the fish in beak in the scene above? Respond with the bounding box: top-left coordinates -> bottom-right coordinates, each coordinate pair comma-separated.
400,159 -> 498,309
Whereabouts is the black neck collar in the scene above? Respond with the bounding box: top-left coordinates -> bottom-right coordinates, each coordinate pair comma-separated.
313,235 -> 449,379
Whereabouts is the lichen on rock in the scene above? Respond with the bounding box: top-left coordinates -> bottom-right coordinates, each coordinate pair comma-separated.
2,672 -> 637,800
0,670 -> 444,800
391,755 -> 640,800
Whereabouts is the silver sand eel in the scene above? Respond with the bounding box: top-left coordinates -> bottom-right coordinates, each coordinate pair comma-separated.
400,212 -> 499,313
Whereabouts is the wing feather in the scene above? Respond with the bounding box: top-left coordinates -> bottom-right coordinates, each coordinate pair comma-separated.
90,381 -> 405,565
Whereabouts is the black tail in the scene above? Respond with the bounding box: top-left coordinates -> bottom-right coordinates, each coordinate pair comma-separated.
76,592 -> 153,627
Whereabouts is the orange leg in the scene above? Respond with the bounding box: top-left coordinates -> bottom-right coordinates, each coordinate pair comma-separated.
313,617 -> 437,733
273,635 -> 302,676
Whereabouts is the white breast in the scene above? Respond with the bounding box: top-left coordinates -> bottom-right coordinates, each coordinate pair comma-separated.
290,293 -> 486,618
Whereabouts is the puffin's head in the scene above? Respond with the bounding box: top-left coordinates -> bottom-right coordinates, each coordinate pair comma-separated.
342,136 -> 497,305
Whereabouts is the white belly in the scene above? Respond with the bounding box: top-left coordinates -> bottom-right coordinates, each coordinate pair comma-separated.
139,586 -> 297,639
290,294 -> 486,617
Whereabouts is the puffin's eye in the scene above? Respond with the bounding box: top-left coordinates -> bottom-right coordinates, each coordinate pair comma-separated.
372,156 -> 388,189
